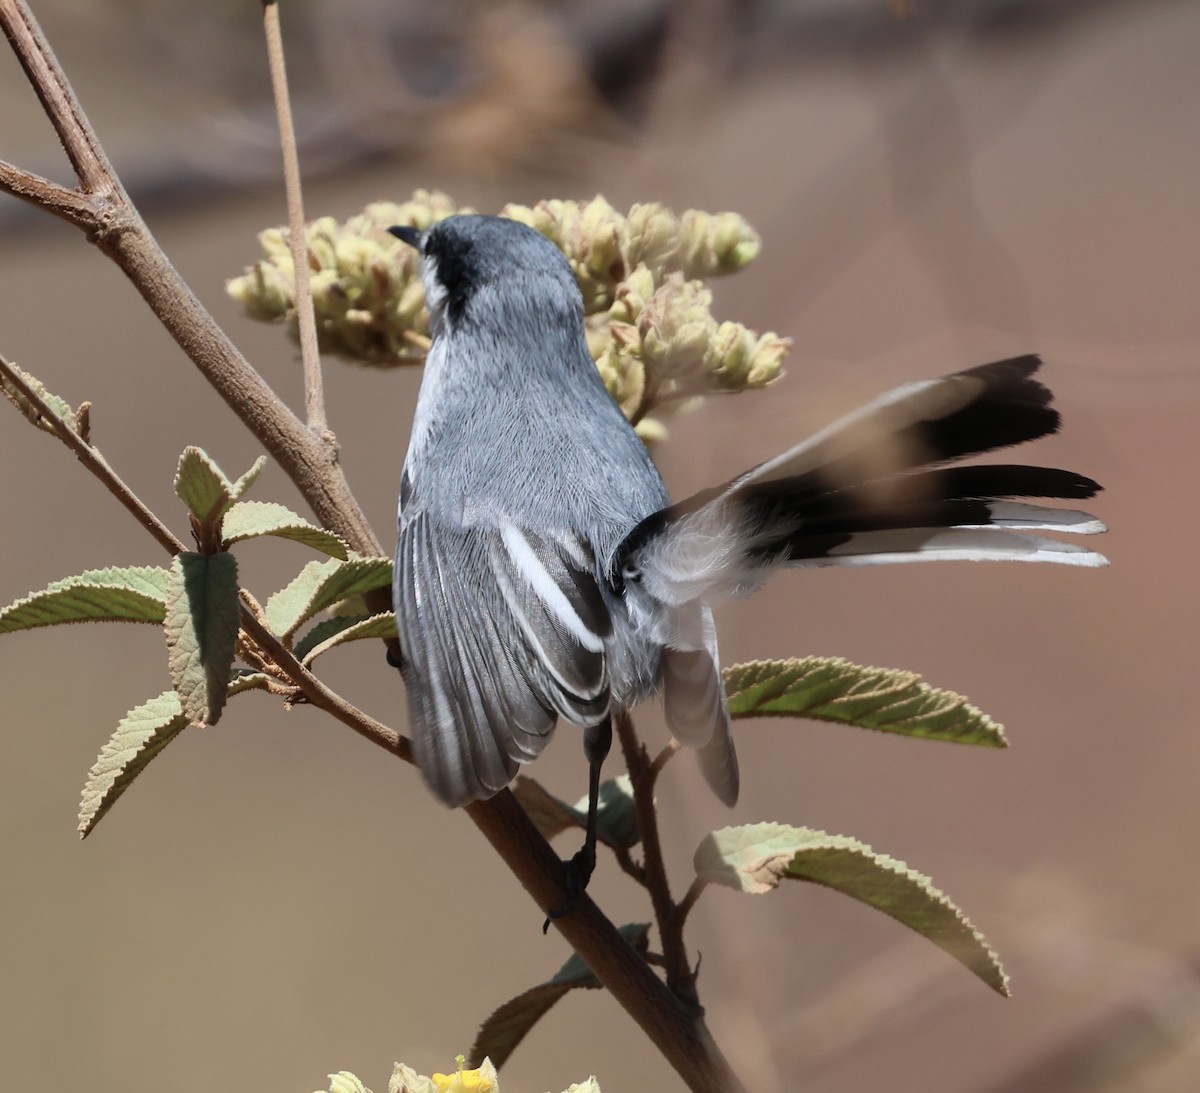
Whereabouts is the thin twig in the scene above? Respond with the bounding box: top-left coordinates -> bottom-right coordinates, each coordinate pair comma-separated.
261,0 -> 327,436
0,354 -> 181,555
676,876 -> 707,932
614,844 -> 648,886
0,0 -> 113,193
650,738 -> 681,780
615,711 -> 697,1005
0,159 -> 95,225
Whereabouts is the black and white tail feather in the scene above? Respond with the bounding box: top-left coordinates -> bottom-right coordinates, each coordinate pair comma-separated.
606,353 -> 1105,808
390,216 -> 1106,847
614,355 -> 1106,604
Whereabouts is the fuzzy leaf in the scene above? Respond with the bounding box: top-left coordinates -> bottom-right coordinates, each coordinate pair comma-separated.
0,360 -> 80,435
469,923 -> 649,1069
331,594 -> 370,618
174,447 -> 235,528
388,1064 -> 436,1093
228,456 -> 267,502
222,500 -> 349,559
0,566 -> 169,633
512,775 -> 641,850
724,657 -> 1005,746
325,1074 -> 371,1093
294,612 -> 397,663
265,556 -> 392,640
78,690 -> 187,838
695,823 -> 1008,994
226,669 -> 274,698
165,552 -> 241,726
78,671 -> 270,838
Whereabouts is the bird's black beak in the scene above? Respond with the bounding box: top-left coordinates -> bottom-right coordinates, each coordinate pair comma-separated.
388,225 -> 425,251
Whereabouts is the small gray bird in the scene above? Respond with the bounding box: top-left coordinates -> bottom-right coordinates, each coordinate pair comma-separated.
389,214 -> 1106,898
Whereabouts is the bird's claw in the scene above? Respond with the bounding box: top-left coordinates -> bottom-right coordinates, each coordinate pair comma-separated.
542,845 -> 597,931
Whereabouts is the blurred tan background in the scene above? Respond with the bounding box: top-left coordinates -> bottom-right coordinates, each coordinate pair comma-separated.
1,1 -> 1197,1090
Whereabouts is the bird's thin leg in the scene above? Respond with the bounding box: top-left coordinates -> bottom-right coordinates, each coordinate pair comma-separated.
544,717 -> 611,928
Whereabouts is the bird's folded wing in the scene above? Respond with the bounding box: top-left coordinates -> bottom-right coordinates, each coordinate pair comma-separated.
395,512 -> 612,806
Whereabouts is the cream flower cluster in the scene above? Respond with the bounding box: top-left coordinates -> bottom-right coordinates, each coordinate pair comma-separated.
228,191 -> 789,437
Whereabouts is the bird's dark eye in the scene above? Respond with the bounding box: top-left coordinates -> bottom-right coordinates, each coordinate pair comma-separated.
621,564 -> 641,584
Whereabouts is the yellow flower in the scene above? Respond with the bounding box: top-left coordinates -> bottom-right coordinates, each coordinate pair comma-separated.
430,1056 -> 497,1093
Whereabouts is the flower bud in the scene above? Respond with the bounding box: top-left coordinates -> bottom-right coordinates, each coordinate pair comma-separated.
333,234 -> 378,287
258,227 -> 291,265
595,332 -> 645,418
638,274 -> 715,375
745,332 -> 791,387
525,198 -> 576,246
308,268 -> 341,316
634,417 -> 667,445
624,203 -> 679,272
226,259 -> 293,320
677,210 -> 761,277
303,218 -> 338,273
709,211 -> 761,272
393,279 -> 428,330
704,320 -> 757,385
608,263 -> 656,324
584,321 -> 611,362
499,203 -> 536,230
576,195 -> 624,278
371,189 -> 462,232
389,1063 -> 438,1093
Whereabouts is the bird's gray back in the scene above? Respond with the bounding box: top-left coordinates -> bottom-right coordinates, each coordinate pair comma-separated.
402,272 -> 668,568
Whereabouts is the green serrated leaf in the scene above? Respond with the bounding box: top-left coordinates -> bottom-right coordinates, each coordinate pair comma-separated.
165,552 -> 241,726
229,456 -> 268,502
265,556 -> 392,640
470,984 -> 570,1074
294,612 -> 397,663
228,668 -> 273,696
325,1074 -> 371,1093
512,775 -> 641,850
0,566 -> 169,633
222,500 -> 349,559
330,594 -> 373,618
724,657 -> 1005,746
77,671 -> 270,839
469,923 -> 649,1070
174,446 -> 234,528
0,361 -> 80,436
78,690 -> 187,838
695,823 -> 1008,995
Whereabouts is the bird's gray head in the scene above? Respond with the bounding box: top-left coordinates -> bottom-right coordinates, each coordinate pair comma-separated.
389,214 -> 580,334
